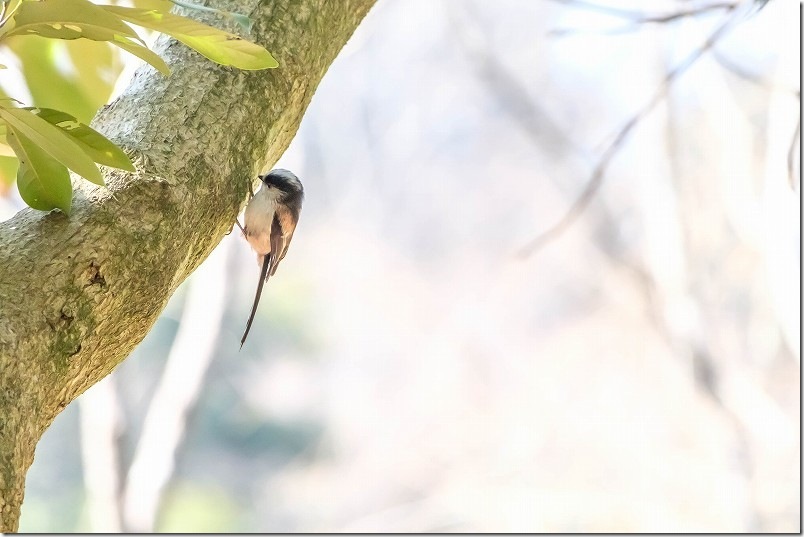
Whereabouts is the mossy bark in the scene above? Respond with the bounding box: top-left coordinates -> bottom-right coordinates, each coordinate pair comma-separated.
0,0 -> 374,531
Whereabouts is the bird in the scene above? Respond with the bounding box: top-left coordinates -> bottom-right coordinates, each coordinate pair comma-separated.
238,169 -> 304,347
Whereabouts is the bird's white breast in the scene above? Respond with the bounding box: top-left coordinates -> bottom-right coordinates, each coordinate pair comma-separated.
244,185 -> 280,256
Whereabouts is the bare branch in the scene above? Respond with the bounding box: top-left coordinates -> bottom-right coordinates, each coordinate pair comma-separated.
449,2 -> 589,163
545,0 -> 737,22
713,50 -> 801,97
788,117 -> 800,190
546,0 -> 738,36
518,4 -> 747,258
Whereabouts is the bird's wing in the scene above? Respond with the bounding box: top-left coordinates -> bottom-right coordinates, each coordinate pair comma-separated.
242,210 -> 297,347
269,205 -> 295,276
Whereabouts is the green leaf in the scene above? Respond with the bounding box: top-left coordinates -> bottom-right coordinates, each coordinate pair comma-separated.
2,0 -> 143,44
101,6 -> 278,69
168,0 -> 254,33
112,35 -> 171,74
0,104 -> 103,185
30,107 -> 135,172
6,125 -> 72,214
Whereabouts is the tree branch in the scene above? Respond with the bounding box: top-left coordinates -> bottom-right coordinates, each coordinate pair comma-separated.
545,0 -> 738,36
0,0 -> 375,531
517,2 -> 745,257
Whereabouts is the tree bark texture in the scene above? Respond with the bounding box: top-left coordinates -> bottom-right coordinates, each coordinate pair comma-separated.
0,0 -> 375,531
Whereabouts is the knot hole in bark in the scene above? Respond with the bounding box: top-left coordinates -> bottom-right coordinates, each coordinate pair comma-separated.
84,261 -> 106,288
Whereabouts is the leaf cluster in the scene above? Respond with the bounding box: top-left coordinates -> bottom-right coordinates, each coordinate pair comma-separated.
0,0 -> 277,213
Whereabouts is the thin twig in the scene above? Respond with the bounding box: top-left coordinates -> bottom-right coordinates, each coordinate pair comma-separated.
788,116 -> 800,189
451,1 -> 590,163
548,4 -> 734,38
545,0 -> 736,21
713,49 -> 801,97
517,4 -> 746,258
712,47 -> 800,190
546,0 -> 737,36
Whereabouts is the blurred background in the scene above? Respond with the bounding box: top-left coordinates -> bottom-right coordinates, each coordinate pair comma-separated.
0,0 -> 799,532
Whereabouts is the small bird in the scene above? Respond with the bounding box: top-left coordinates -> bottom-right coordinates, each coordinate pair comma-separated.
239,169 -> 304,347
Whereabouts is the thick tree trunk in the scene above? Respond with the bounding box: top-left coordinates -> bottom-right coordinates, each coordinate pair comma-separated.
0,0 -> 374,531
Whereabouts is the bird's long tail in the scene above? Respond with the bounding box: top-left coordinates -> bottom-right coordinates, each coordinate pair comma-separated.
240,253 -> 272,348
